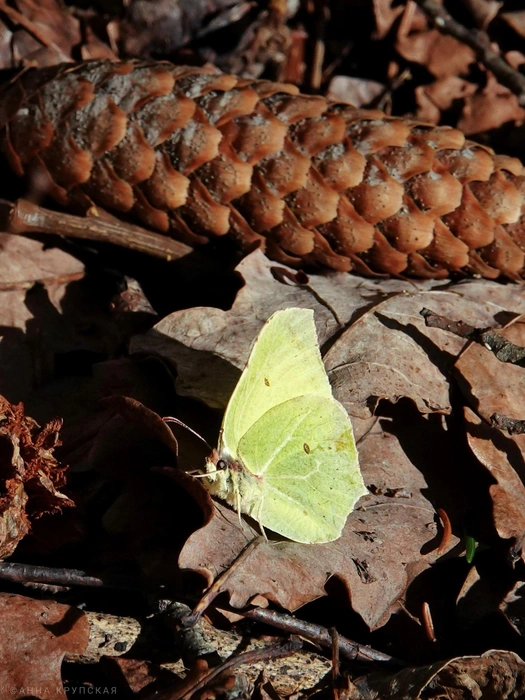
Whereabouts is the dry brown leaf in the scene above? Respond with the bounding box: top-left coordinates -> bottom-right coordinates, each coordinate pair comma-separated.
130,250 -> 448,409
179,413 -> 460,630
501,10 -> 525,39
0,231 -> 84,289
359,649 -> 525,698
325,287 -> 525,420
415,76 -> 476,121
5,0 -> 80,67
465,0 -> 503,29
0,592 -> 89,699
0,233 -> 84,402
134,258 -> 525,628
133,253 -> 525,417
396,29 -> 476,79
464,407 -> 525,560
102,657 -> 161,695
500,581 -> 525,637
372,0 -> 405,40
455,315 -> 525,423
458,73 -> 525,135
454,318 -> 525,560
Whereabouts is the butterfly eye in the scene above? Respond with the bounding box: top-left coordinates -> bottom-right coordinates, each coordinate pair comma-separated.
216,459 -> 228,470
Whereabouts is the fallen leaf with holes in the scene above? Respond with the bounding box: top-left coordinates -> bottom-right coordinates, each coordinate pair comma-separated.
0,395 -> 73,559
0,593 -> 89,699
179,407 -> 466,630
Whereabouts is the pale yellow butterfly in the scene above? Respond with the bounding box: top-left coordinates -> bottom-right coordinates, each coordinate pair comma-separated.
204,307 -> 367,544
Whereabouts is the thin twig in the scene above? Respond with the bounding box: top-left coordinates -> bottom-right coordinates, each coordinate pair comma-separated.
184,538 -> 264,627
0,562 -> 138,590
181,639 -> 303,700
239,606 -> 403,665
421,308 -> 525,366
142,638 -> 303,700
491,413 -> 525,435
413,0 -> 525,106
3,199 -> 192,261
162,601 -> 223,667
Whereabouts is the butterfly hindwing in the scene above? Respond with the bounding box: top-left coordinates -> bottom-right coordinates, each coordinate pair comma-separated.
236,394 -> 366,544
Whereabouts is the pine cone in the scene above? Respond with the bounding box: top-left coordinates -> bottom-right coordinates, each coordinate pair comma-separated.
1,59 -> 525,279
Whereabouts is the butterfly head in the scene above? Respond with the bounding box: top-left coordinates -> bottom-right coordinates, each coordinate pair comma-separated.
205,450 -> 247,503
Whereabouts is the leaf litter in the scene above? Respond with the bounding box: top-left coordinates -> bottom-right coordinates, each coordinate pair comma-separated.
4,0 -> 525,695
5,242 -> 525,693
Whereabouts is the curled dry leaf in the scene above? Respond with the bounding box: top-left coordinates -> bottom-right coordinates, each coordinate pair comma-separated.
0,395 -> 73,559
0,232 -> 85,403
0,592 -> 89,700
501,581 -> 525,637
458,72 -> 525,135
464,408 -> 525,563
359,649 -> 525,699
455,314 -> 525,423
452,317 -> 525,560
2,0 -> 81,67
396,29 -> 476,80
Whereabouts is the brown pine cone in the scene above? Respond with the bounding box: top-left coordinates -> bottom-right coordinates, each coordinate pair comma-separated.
1,59 -> 525,279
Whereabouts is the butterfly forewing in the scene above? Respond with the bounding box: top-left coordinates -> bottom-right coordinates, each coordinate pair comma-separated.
220,308 -> 332,458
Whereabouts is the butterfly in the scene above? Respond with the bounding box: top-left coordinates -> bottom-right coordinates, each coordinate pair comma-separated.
204,307 -> 367,544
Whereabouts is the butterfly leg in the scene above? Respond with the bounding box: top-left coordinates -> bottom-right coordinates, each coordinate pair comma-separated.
235,486 -> 243,528
255,496 -> 268,541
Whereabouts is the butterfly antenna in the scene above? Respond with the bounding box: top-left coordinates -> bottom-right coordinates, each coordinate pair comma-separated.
163,416 -> 212,451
